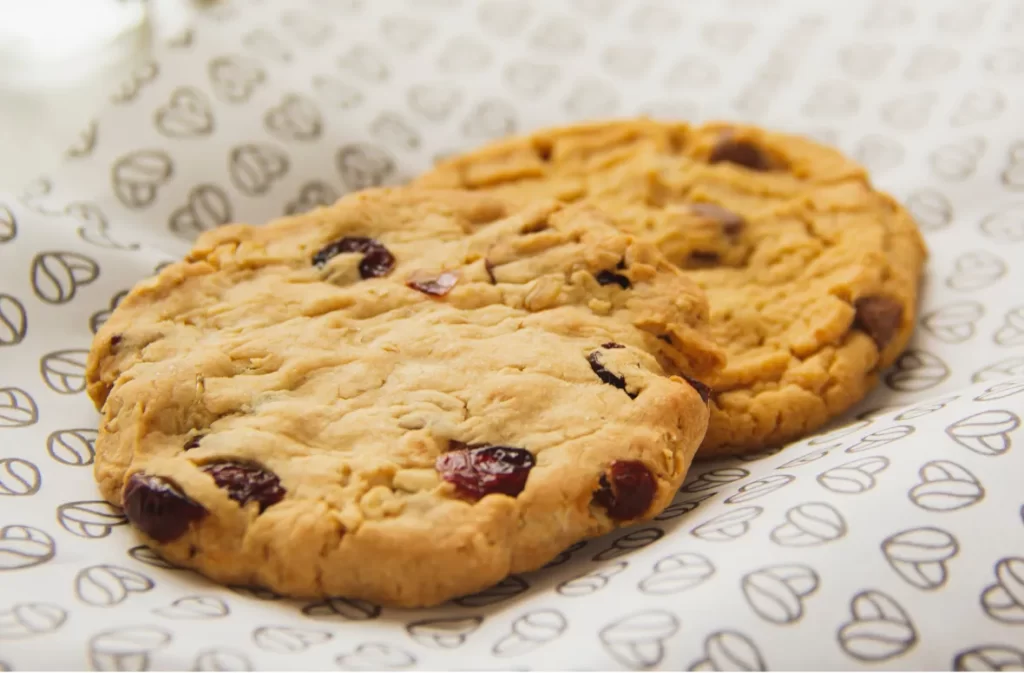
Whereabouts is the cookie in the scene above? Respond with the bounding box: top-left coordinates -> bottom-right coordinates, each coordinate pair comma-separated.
85,187 -> 724,607
417,119 -> 927,455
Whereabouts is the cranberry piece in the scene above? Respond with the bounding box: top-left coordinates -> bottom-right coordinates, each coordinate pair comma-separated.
123,473 -> 207,543
109,334 -> 123,349
593,461 -> 656,520
312,236 -> 395,279
201,461 -> 285,512
853,295 -> 903,350
183,434 -> 205,450
657,334 -> 673,344
596,270 -> 631,289
436,445 -> 535,499
709,137 -> 773,171
682,374 -> 711,403
689,203 -> 745,237
586,351 -> 637,399
687,250 -> 720,267
407,270 -> 460,297
601,342 -> 625,349
484,259 -> 497,284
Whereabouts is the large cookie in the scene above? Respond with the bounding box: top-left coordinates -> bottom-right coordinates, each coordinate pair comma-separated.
417,119 -> 927,455
86,187 -> 724,607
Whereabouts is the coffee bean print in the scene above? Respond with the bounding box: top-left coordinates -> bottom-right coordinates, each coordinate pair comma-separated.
111,150 -> 174,209
154,87 -> 214,138
477,0 -> 532,37
335,642 -> 417,670
861,1 -> 915,30
437,35 -> 492,73
0,602 -> 66,638
39,349 -> 88,395
972,356 -> 1024,382
127,545 -> 180,571
880,91 -> 936,130
682,467 -> 750,493
1002,142 -> 1024,190
904,45 -> 960,80
264,94 -> 322,142
724,475 -> 794,504
169,185 -> 232,241
75,565 -> 155,607
491,610 -> 567,658
742,564 -> 819,624
853,134 -> 905,174
252,626 -> 333,653
281,9 -> 333,46
994,306 -> 1024,347
0,525 -> 55,571
0,387 -> 38,428
803,80 -> 859,118
18,177 -> 60,216
843,424 -> 915,453
980,203 -> 1024,243
688,631 -> 766,671
592,528 -> 663,562
975,380 -> 1024,402
691,506 -> 762,542
165,28 -> 194,49
0,294 -> 27,347
368,111 -> 421,151
884,350 -> 951,392
599,610 -> 679,669
985,47 -> 1024,74
229,144 -> 289,196
208,55 -> 265,104
338,44 -> 389,82
600,44 -> 655,79
921,301 -> 984,343
406,617 -> 482,649
88,626 -> 172,671
460,99 -> 517,141
193,649 -> 252,672
406,84 -> 461,122
702,21 -> 753,53
945,409 -> 1019,456
302,597 -> 380,620
909,459 -> 985,512
503,60 -> 560,98
947,250 -> 1007,292
47,429 -> 97,466
980,557 -> 1024,624
452,576 -> 528,608
556,561 -> 628,597
285,181 -> 338,216
776,445 -> 836,469
838,590 -> 917,662
0,458 -> 40,496
56,501 -> 127,538
242,29 -> 292,63
571,0 -> 616,18
811,420 -> 871,446
838,43 -> 895,79
337,143 -> 396,191
312,75 -> 363,110
770,502 -> 847,547
664,57 -> 719,89
931,137 -> 986,181
0,204 -> 14,244
817,456 -> 890,494
530,16 -> 584,53
905,188 -> 953,232
67,202 -> 138,251
881,527 -> 958,591
638,553 -> 715,596
628,3 -> 682,35
953,645 -> 1024,671
153,596 -> 229,620
65,119 -> 98,160
936,3 -> 990,34
110,60 -> 160,105
654,491 -> 717,521
90,290 -> 127,335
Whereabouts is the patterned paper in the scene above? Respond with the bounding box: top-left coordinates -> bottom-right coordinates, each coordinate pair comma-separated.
1,0 -> 1023,669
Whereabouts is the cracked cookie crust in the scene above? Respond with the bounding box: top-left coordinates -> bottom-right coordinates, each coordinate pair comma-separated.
86,187 -> 724,607
417,119 -> 927,455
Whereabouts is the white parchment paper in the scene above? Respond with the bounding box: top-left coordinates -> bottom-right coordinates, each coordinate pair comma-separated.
1,0 -> 1023,669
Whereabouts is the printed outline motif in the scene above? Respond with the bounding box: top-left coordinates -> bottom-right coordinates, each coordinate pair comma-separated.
980,557 -> 1024,624
337,143 -> 397,191
0,204 -> 15,243
252,625 -> 333,653
229,144 -> 290,197
837,590 -> 917,662
111,149 -> 174,210
335,642 -> 417,670
884,350 -> 950,392
592,527 -> 664,562
556,561 -> 628,597
945,410 -> 1020,456
895,396 -> 959,421
741,564 -> 820,625
688,630 -> 767,671
169,184 -> 233,241
817,456 -> 889,494
952,645 -> 1024,671
542,540 -> 586,569
477,0 -> 533,38
67,202 -> 140,251
379,14 -> 435,52
844,424 -> 916,453
406,616 -> 483,649
127,545 -> 181,571
994,306 -> 1024,347
638,552 -> 715,596
909,459 -> 985,512
946,251 -> 1007,292
74,564 -> 155,607
0,602 -> 67,639
208,54 -> 266,104
0,294 -> 27,347
769,502 -> 847,547
972,357 -> 1024,383
1,386 -> 39,429
452,575 -> 528,607
980,205 -> 1024,244
881,527 -> 959,591
598,610 -> 679,669
681,467 -> 750,493
691,506 -> 763,542
920,301 -> 984,343
193,649 -> 253,672
461,99 -> 518,140
0,458 -> 41,496
154,86 -> 215,138
974,380 -> 1024,402
56,500 -> 127,538
904,188 -> 952,232
285,181 -> 339,216
0,525 -> 55,571
724,475 -> 795,504
264,93 -> 324,142
30,251 -> 100,305
437,35 -> 494,74
312,74 -> 364,110
152,595 -> 230,620
491,609 -> 568,658
39,349 -> 89,395
88,625 -> 172,671
370,111 -> 422,151
407,83 -> 462,122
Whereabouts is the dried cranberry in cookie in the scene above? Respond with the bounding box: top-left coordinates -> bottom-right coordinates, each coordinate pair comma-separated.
853,295 -> 904,351
586,351 -> 637,399
596,269 -> 631,288
201,461 -> 285,512
593,461 -> 656,520
708,135 -> 774,171
312,235 -> 395,278
436,444 -> 535,499
123,473 -> 207,542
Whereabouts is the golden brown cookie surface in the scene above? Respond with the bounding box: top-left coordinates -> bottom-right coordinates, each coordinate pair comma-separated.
86,187 -> 723,606
417,120 -> 927,454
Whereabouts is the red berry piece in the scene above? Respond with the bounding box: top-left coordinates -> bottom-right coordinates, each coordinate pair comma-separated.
596,270 -> 631,289
601,342 -> 625,349
201,461 -> 285,512
406,270 -> 460,296
123,473 -> 207,542
586,351 -> 637,399
593,461 -> 656,520
311,236 -> 395,279
853,295 -> 903,350
682,374 -> 711,403
708,137 -> 773,171
436,445 -> 535,499
689,203 -> 745,237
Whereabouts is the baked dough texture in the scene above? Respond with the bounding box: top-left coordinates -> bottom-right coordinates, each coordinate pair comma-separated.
86,187 -> 724,606
417,119 -> 927,454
